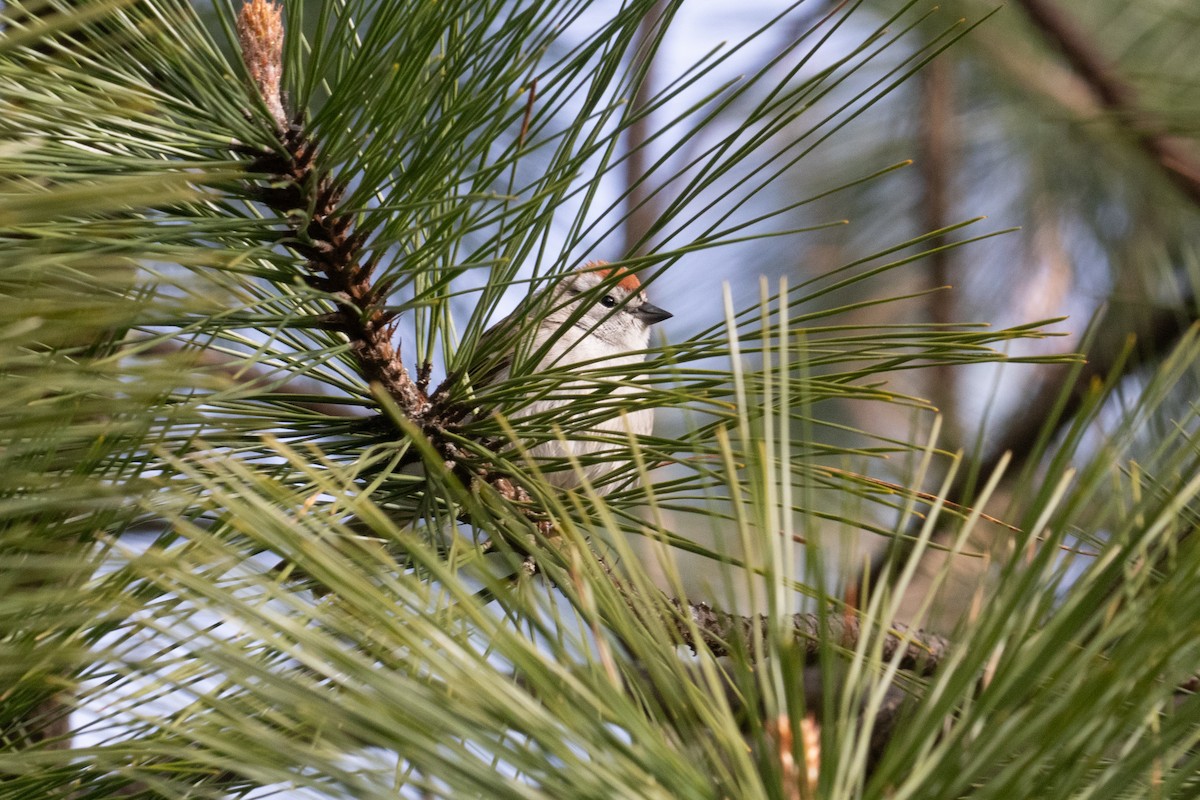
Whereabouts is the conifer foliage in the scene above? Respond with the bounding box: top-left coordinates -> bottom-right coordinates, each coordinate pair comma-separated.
1,1 -> 1198,798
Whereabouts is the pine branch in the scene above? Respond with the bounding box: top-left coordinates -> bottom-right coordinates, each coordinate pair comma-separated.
234,2 -> 560,515
678,601 -> 948,675
966,2 -> 1200,498
1014,0 -> 1200,205
233,3 -> 954,696
249,124 -> 429,418
9,2 -> 1200,794
977,1 -> 1200,484
237,2 -> 426,423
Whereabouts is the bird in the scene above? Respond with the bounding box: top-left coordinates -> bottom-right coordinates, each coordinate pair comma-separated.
466,261 -> 672,493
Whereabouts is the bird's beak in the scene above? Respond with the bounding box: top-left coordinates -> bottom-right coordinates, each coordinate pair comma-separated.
634,302 -> 673,325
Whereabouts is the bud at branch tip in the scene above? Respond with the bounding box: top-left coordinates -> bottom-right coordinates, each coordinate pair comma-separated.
237,0 -> 287,130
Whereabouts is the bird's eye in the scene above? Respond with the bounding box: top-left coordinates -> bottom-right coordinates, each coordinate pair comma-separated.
599,295 -> 617,308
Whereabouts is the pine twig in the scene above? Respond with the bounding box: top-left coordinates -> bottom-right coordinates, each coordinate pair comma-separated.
678,601 -> 948,675
237,1 -> 428,423
590,551 -> 949,674
233,1 -> 551,516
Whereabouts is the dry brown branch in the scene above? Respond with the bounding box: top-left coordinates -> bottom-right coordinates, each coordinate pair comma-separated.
518,78 -> 537,149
